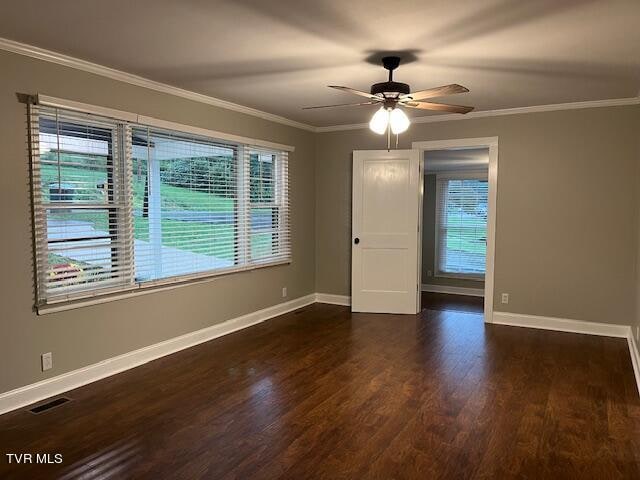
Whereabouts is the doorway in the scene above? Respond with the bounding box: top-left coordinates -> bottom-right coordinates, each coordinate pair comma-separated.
413,138 -> 498,323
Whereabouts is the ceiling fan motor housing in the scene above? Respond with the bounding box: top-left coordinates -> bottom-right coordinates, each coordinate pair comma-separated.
373,56 -> 410,98
370,81 -> 411,97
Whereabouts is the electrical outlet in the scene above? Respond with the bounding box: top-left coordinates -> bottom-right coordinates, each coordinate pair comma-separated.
282,287 -> 287,298
501,293 -> 509,304
427,270 -> 432,277
41,352 -> 53,371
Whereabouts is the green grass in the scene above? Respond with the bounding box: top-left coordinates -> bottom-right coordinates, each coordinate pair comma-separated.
40,163 -> 107,203
133,217 -> 236,260
133,218 -> 272,261
445,227 -> 486,255
48,211 -> 273,262
132,179 -> 234,212
250,232 -> 275,260
41,164 -> 234,211
43,163 -> 274,261
443,211 -> 487,255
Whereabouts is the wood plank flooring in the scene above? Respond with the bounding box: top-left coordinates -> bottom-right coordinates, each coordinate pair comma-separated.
1,303 -> 639,479
421,291 -> 485,313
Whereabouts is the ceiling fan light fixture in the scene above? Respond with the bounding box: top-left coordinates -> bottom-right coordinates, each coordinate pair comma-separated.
390,107 -> 410,134
304,56 -> 472,142
369,107 -> 390,135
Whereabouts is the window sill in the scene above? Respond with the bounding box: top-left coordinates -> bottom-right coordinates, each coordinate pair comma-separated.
37,259 -> 291,315
434,272 -> 485,281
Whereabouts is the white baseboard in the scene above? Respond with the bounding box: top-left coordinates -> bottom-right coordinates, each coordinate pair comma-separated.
628,330 -> 640,395
421,284 -> 484,297
0,294 -> 316,415
492,311 -> 630,337
315,293 -> 351,306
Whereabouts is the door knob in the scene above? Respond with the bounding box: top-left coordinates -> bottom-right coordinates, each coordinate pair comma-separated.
354,238 -> 360,245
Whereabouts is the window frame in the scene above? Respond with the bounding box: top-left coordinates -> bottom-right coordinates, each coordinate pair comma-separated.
28,100 -> 292,312
434,171 -> 488,280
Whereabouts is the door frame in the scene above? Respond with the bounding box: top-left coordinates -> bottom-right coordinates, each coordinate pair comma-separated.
412,137 -> 498,323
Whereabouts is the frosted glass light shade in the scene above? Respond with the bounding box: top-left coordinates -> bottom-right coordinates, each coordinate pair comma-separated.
369,107 -> 390,134
390,108 -> 410,134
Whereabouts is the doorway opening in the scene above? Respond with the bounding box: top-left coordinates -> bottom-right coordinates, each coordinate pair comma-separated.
413,138 -> 498,322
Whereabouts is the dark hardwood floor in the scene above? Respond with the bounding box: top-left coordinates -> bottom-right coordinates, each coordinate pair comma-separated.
422,291 -> 485,313
1,303 -> 639,479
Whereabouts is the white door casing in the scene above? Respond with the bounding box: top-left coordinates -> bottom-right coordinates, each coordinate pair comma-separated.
351,149 -> 421,314
412,137 -> 498,323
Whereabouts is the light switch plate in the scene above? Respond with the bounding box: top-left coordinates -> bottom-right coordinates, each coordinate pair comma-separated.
41,352 -> 53,371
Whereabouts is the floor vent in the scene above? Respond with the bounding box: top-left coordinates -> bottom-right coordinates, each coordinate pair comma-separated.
29,397 -> 71,414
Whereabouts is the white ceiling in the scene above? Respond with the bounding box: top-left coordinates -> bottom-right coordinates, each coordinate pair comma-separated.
1,0 -> 639,127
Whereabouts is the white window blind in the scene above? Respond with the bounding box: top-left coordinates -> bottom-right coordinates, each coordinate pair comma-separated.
245,148 -> 290,264
435,174 -> 488,277
31,107 -> 133,301
130,127 -> 240,283
29,104 -> 290,307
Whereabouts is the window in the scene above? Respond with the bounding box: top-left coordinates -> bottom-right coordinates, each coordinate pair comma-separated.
130,127 -> 240,282
29,105 -> 290,306
435,174 -> 488,277
33,109 -> 133,300
247,149 -> 289,262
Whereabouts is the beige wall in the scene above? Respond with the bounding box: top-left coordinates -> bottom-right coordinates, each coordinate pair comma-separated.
422,173 -> 485,290
0,51 -> 316,394
316,105 -> 640,325
635,129 -> 640,342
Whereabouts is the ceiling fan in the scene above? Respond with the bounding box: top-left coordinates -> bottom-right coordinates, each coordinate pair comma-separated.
303,56 -> 474,142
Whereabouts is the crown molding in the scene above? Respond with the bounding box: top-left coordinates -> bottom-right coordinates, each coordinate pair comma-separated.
0,37 -> 316,132
2,37 -> 639,135
316,96 -> 640,132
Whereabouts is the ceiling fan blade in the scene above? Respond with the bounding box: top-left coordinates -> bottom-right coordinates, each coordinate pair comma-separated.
402,101 -> 474,114
401,84 -> 469,101
302,100 -> 380,110
328,85 -> 380,100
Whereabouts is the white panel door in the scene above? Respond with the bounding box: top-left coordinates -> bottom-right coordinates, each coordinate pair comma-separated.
352,149 -> 421,314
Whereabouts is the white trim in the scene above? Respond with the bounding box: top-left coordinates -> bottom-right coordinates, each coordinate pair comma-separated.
0,294 -> 315,415
36,94 -> 295,152
317,97 -> 640,132
413,137 -> 499,149
421,284 -> 484,297
37,260 -> 291,315
2,37 -> 639,134
36,94 -> 138,123
315,293 -> 351,306
413,137 -> 498,324
434,272 -> 485,281
0,37 -> 314,132
137,115 -> 294,152
492,311 -> 630,337
627,331 -> 640,395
